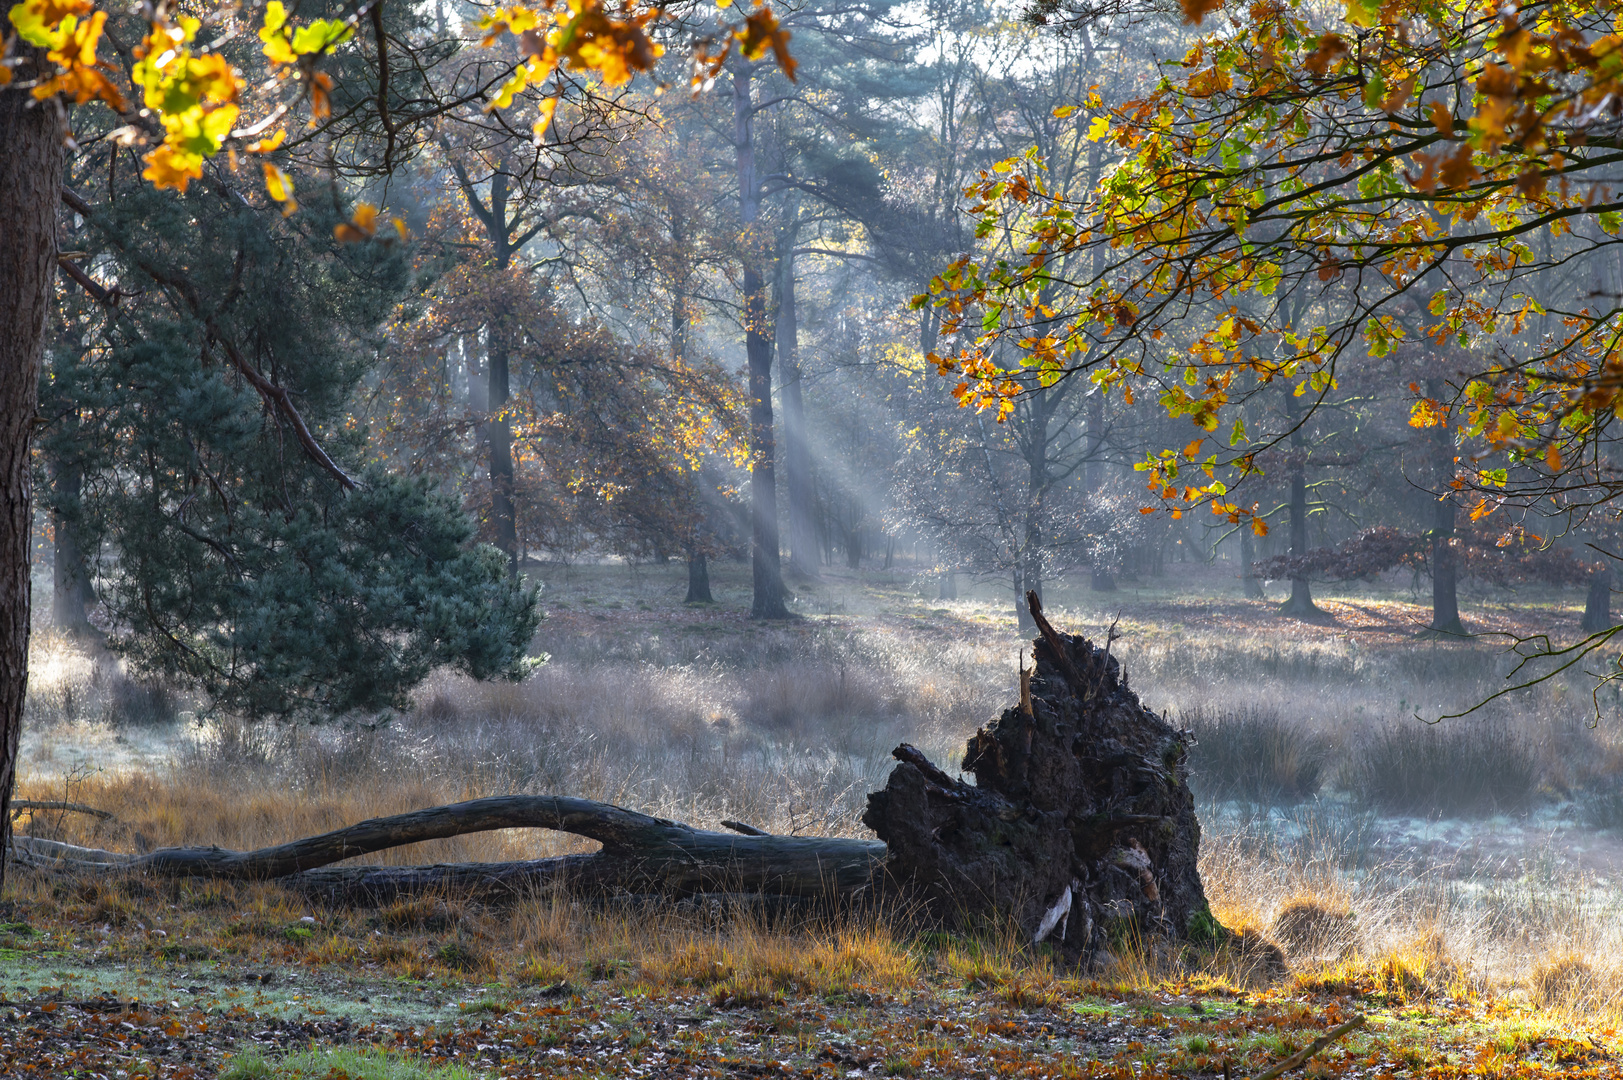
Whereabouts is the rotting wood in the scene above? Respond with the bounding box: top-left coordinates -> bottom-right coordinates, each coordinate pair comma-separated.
862,591 -> 1229,967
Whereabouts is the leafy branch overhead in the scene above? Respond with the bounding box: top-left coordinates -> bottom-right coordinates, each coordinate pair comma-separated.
917,0 -> 1623,527
4,0 -> 795,212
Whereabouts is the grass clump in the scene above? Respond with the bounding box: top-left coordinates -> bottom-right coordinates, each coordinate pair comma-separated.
220,1046 -> 481,1080
1183,706 -> 1327,804
1349,721 -> 1540,817
1269,897 -> 1355,960
434,939 -> 490,974
1531,955 -> 1605,1009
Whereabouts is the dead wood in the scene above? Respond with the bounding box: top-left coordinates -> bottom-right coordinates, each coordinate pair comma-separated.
862,591 -> 1225,966
8,795 -> 885,905
8,598 -> 1234,938
9,800 -> 114,820
1248,1015 -> 1366,1080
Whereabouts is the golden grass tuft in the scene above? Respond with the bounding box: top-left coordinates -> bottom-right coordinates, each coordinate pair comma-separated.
1270,896 -> 1356,960
1530,954 -> 1604,1010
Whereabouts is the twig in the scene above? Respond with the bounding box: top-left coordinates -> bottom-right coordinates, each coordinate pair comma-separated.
10,800 -> 115,821
720,820 -> 769,837
1247,1015 -> 1366,1080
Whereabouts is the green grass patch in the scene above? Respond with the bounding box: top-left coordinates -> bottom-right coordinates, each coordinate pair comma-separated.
220,1046 -> 482,1080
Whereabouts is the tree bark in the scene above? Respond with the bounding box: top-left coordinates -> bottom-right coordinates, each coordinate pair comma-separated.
0,56 -> 61,893
863,593 -> 1231,967
734,67 -> 789,620
13,796 -> 886,906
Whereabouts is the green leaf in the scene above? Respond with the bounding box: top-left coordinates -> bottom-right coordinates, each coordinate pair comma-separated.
1362,72 -> 1386,110
291,17 -> 354,56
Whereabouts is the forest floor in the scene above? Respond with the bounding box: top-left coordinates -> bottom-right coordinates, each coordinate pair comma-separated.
1,880 -> 1616,1080
7,555 -> 1623,1077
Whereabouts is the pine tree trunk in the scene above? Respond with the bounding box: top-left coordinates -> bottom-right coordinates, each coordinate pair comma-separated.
0,59 -> 61,892
734,67 -> 789,620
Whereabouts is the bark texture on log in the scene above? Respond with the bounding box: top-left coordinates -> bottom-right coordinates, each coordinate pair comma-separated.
12,796 -> 885,905
862,593 -> 1219,964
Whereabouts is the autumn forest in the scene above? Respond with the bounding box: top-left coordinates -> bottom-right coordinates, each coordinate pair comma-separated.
5,0 -> 1623,1076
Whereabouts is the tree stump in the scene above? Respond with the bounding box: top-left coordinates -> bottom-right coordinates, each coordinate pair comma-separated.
862,592 -> 1221,966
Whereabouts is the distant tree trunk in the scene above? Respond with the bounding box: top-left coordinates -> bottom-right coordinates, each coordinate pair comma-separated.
1582,561 -> 1613,632
776,239 -> 816,580
1086,393 -> 1115,592
1279,392 -> 1320,617
487,323 -> 518,577
685,550 -> 713,604
50,463 -> 96,637
1020,391 -> 1052,630
1239,523 -> 1265,599
1425,377 -> 1465,636
448,157 -> 521,577
734,68 -> 789,619
937,571 -> 957,600
0,57 -> 61,892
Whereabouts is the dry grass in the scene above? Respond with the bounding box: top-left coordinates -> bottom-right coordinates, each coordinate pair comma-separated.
16,557 -> 1623,1022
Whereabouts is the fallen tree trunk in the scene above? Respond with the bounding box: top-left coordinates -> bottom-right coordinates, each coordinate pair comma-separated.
9,597 -> 1229,952
10,795 -> 885,905
862,593 -> 1222,967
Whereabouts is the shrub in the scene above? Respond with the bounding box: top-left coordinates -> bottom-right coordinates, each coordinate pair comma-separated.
1578,782 -> 1623,832
1182,706 -> 1328,804
1348,721 -> 1539,817
103,670 -> 179,727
